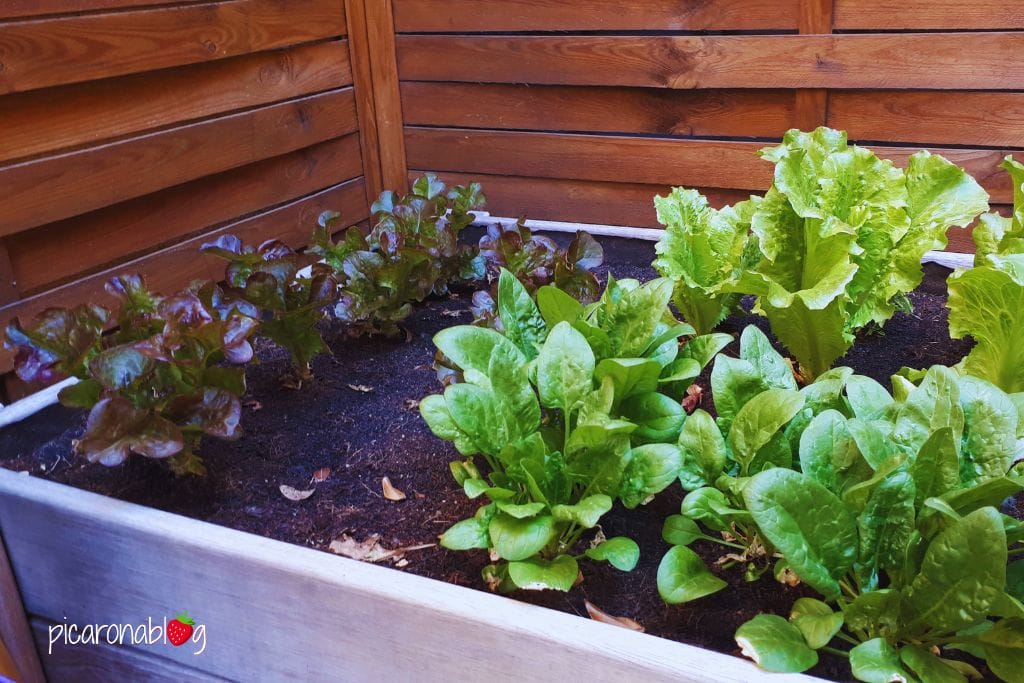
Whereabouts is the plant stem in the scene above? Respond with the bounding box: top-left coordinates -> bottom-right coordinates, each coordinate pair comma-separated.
821,646 -> 849,659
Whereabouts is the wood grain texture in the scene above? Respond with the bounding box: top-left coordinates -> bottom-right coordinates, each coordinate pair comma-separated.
406,127 -> 1020,202
400,83 -> 797,139
396,34 -> 1024,90
0,0 -> 346,94
392,0 -> 799,31
0,179 -> 369,371
0,40 -> 352,165
0,244 -> 18,305
0,89 -> 359,237
344,0 -> 384,201
830,91 -> 1024,148
0,1 -> 205,19
0,533 -> 44,683
365,0 -> 409,192
417,171 -> 753,227
0,469 -> 820,683
7,135 -> 364,296
834,1 -> 1024,29
793,0 -> 833,129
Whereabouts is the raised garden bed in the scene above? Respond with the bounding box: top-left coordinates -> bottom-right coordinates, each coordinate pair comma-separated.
0,233 -> 978,682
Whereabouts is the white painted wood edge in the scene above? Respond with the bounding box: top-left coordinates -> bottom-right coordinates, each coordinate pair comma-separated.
470,212 -> 977,271
0,377 -> 77,431
0,469 -> 821,682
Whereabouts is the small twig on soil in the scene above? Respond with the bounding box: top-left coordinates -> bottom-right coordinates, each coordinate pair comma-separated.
360,480 -> 382,498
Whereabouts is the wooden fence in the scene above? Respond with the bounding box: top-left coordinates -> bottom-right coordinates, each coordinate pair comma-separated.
1,0 -> 1022,386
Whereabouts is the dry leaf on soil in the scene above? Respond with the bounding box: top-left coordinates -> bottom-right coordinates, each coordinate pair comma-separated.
382,476 -> 407,501
584,601 -> 645,632
682,384 -> 702,414
328,534 -> 433,564
311,467 -> 331,484
279,484 -> 315,501
347,384 -> 374,393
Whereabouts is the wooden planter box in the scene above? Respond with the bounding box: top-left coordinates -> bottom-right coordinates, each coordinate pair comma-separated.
0,468 -> 819,682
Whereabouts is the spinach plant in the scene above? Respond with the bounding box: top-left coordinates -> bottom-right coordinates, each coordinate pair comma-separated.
201,235 -> 337,381
948,155 -> 1024,393
420,269 -> 728,591
5,275 -> 257,474
310,174 -> 486,336
653,188 -> 760,334
471,220 -> 603,325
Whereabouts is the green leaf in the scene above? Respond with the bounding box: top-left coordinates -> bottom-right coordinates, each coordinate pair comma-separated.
893,365 -> 964,458
846,375 -> 895,422
677,409 -> 728,491
585,536 -> 640,571
728,389 -> 805,474
419,394 -> 477,456
790,598 -> 843,650
859,471 -> 916,574
595,357 -> 662,402
958,376 -> 1019,485
901,507 -> 1007,633
979,618 -> 1024,683
735,614 -> 818,673
799,409 -> 871,494
434,325 -> 516,378
536,322 -> 595,415
908,427 -> 961,508
899,645 -> 966,683
849,639 -> 916,683
537,284 -> 585,328
508,555 -> 579,592
488,513 -> 558,561
619,443 -> 683,508
495,501 -> 547,519
77,397 -> 184,466
681,486 -> 745,532
89,344 -> 153,391
844,589 -> 900,634
619,392 -> 686,444
744,468 -> 858,598
440,515 -> 490,550
662,514 -> 702,546
679,332 -> 734,370
656,545 -> 727,604
551,495 -> 612,528
496,268 -> 546,360
57,379 -> 102,409
739,325 -> 797,391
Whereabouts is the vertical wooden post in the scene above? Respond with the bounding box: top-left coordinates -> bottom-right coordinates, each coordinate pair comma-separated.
363,0 -> 409,194
344,0 -> 384,205
794,0 -> 834,130
0,532 -> 45,683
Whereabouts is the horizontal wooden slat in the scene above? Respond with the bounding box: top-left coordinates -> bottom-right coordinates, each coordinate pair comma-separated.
392,0 -> 798,32
401,83 -> 796,139
405,127 -> 1019,203
396,34 -> 1024,90
420,171 -> 753,227
834,1 -> 1024,30
0,0 -> 346,95
0,40 -> 352,165
0,1 -> 204,20
8,134 -> 364,296
0,89 -> 359,237
830,91 -> 1024,149
0,178 -> 369,372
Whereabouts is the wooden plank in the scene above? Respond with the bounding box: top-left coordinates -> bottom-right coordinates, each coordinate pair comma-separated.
7,134 -> 364,296
344,0 -> 385,202
0,40 -> 352,165
31,618 -> 231,682
835,1 -> 1024,29
793,0 -> 832,130
0,1 -> 206,20
0,0 -> 346,95
395,34 -> 1024,90
417,171 -> 752,228
365,0 -> 408,192
392,0 -> 799,31
400,83 -> 797,139
406,128 -> 1020,204
831,91 -> 1024,148
0,89 -> 359,237
0,470 -> 819,683
0,532 -> 45,683
0,243 -> 18,305
0,179 -> 368,372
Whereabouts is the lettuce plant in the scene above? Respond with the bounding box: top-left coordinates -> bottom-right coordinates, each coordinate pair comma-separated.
420,270 -> 728,591
948,155 -> 1024,393
652,188 -> 760,334
471,220 -> 603,325
737,128 -> 989,379
4,275 -> 257,474
310,174 -> 486,336
201,236 -> 337,381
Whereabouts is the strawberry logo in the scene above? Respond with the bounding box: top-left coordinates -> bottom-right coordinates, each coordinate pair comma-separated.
167,612 -> 195,646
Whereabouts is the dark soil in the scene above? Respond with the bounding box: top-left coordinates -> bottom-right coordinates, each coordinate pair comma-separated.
0,236 -> 975,682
